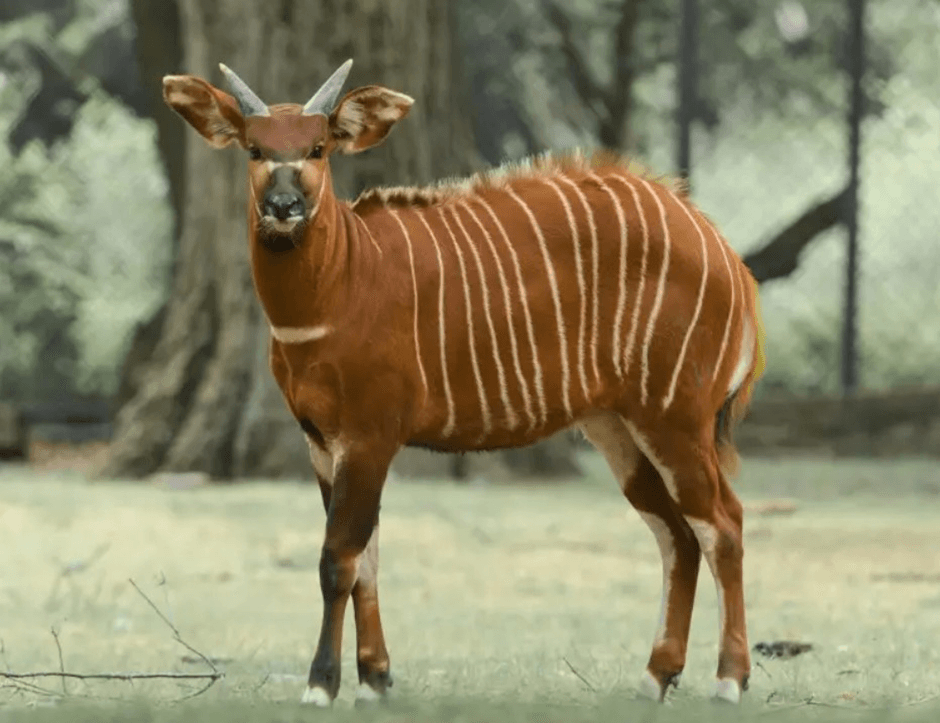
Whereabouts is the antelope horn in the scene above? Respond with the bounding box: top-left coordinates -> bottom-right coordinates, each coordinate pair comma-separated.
218,63 -> 270,117
302,59 -> 354,116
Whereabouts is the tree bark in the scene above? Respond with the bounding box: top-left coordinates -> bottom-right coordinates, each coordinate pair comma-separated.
104,0 -> 478,479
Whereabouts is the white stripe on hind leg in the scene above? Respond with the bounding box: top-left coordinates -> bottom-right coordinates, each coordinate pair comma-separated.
683,516 -> 741,703
637,511 -> 676,647
622,421 -> 681,503
683,517 -> 723,639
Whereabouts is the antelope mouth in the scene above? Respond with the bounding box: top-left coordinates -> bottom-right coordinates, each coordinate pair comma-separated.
258,216 -> 306,251
266,216 -> 304,232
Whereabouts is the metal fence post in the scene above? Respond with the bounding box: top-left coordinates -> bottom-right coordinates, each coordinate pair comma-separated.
677,0 -> 699,187
842,0 -> 866,396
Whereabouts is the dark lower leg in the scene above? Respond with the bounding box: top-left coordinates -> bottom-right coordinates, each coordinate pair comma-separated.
352,529 -> 392,698
686,505 -> 750,694
625,457 -> 702,698
315,479 -> 391,698
307,546 -> 357,697
643,514 -> 701,690
306,454 -> 387,702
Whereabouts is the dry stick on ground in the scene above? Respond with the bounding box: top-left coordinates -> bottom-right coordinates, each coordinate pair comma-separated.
50,627 -> 66,695
0,579 -> 224,702
562,657 -> 597,693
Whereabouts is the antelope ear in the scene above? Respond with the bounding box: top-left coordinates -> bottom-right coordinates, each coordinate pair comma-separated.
162,75 -> 246,149
328,85 -> 413,154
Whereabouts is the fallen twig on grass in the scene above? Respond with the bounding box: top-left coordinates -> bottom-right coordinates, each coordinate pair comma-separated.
128,577 -> 221,677
562,657 -> 597,693
1,671 -> 224,683
0,578 -> 224,703
50,627 -> 66,695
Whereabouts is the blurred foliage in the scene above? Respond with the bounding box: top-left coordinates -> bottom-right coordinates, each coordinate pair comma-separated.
0,0 -> 171,399
690,0 -> 940,395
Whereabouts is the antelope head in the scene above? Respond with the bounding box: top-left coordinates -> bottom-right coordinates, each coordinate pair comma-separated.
162,60 -> 414,250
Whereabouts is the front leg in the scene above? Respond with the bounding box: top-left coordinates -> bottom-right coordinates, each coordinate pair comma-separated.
303,444 -> 394,706
311,471 -> 392,704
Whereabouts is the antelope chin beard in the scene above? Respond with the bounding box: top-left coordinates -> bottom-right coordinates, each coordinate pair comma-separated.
258,216 -> 306,252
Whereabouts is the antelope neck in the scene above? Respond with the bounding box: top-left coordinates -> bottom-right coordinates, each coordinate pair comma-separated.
249,189 -> 351,330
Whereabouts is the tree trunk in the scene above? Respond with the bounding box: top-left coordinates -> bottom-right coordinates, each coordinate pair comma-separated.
104,0 -> 479,479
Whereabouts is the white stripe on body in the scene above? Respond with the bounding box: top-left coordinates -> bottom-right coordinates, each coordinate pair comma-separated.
542,179 -> 590,404
389,210 -> 430,403
414,212 -> 457,437
557,175 -> 602,386
590,174 -> 630,379
459,201 -> 536,431
353,213 -> 384,256
448,206 -> 518,430
473,197 -> 548,428
634,179 -> 673,407
699,215 -> 736,384
605,175 -> 650,382
661,192 -> 710,411
438,208 -> 492,437
308,171 -> 329,221
505,187 -> 573,419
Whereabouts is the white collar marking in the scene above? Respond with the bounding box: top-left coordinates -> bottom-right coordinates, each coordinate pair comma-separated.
270,324 -> 332,344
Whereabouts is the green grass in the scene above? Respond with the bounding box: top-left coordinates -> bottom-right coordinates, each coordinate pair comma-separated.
1,454 -> 939,720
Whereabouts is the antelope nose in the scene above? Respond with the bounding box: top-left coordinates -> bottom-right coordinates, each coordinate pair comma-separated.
264,193 -> 305,220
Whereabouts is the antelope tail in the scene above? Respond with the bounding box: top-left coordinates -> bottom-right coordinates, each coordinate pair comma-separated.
716,275 -> 766,478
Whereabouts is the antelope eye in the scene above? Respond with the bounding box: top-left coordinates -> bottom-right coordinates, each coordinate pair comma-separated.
309,145 -> 323,160
248,146 -> 262,161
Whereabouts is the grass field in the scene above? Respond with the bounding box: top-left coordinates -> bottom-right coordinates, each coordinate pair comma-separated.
1,453 -> 939,721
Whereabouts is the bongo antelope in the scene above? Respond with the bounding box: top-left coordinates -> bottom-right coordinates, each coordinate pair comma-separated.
162,59 -> 765,706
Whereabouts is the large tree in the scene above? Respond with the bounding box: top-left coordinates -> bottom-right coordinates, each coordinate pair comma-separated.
103,0 -> 481,478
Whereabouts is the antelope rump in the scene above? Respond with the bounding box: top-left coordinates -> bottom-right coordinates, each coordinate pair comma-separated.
162,59 -> 765,706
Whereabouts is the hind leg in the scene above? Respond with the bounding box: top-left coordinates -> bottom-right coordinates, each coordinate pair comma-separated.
625,422 -> 751,703
579,413 -> 703,702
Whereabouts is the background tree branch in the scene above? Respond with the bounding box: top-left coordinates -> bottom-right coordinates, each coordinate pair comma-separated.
744,188 -> 848,284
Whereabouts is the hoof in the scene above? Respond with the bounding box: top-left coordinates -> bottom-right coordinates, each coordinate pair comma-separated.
712,677 -> 742,704
636,670 -> 664,702
300,685 -> 333,707
354,682 -> 385,706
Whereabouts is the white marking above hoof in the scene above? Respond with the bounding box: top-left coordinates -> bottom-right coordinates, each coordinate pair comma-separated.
355,683 -> 383,704
636,670 -> 664,702
300,686 -> 333,707
712,677 -> 741,704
